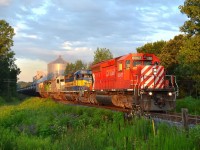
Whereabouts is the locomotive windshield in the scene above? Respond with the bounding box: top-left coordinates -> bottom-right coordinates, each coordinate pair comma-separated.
144,61 -> 152,65
133,60 -> 152,66
76,74 -> 92,81
132,55 -> 152,66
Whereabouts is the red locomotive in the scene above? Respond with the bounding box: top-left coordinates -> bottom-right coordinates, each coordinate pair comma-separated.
91,53 -> 178,111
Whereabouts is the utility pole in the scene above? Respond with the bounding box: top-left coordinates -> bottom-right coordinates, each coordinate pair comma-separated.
3,79 -> 16,100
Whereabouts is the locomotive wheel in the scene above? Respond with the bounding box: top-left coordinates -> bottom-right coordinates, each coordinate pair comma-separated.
89,93 -> 98,104
132,105 -> 143,117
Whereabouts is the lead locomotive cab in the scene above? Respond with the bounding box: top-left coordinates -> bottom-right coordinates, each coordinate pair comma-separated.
132,53 -> 178,111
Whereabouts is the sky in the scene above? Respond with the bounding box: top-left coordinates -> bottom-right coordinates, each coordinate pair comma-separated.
0,0 -> 187,82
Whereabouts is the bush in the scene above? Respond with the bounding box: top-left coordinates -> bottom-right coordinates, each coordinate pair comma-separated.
176,97 -> 200,115
0,97 -> 5,106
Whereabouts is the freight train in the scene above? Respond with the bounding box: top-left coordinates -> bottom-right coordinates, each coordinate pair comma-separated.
18,53 -> 179,112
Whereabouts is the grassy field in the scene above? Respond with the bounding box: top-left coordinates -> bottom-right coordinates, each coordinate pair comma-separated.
0,97 -> 199,149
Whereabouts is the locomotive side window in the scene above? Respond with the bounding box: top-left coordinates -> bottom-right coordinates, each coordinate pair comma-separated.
76,74 -> 80,79
118,63 -> 122,71
84,74 -> 91,78
144,61 -> 152,65
125,60 -> 130,69
133,61 -> 142,67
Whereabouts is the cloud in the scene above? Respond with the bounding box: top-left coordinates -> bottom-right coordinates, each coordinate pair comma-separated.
0,0 -> 187,81
61,41 -> 72,50
16,58 -> 47,82
0,0 -> 10,6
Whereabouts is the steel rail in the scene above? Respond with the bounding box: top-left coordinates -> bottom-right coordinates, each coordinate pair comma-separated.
53,97 -> 200,125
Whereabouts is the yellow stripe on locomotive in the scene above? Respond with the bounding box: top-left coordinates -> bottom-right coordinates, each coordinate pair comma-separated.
65,70 -> 92,91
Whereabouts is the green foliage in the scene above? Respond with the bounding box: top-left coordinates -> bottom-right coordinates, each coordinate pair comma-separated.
158,35 -> 186,74
136,40 -> 166,55
0,97 -> 5,106
189,125 -> 200,148
0,97 -> 199,149
177,35 -> 200,96
0,20 -> 14,55
93,47 -> 113,64
65,63 -> 75,74
0,20 -> 20,98
176,97 -> 200,115
179,0 -> 200,36
65,60 -> 87,74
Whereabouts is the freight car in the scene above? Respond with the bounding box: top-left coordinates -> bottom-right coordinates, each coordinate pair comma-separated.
21,53 -> 178,112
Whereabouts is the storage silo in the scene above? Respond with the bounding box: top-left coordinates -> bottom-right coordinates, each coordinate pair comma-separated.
47,55 -> 68,80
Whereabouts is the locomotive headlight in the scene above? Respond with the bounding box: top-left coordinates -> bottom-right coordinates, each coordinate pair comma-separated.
168,92 -> 172,96
149,92 -> 153,96
153,67 -> 157,75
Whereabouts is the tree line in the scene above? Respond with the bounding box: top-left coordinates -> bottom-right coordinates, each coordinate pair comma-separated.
64,47 -> 113,74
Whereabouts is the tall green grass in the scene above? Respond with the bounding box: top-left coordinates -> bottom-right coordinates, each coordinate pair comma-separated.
0,97 -> 199,149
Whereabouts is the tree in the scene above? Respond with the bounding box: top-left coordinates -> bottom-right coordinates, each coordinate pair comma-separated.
74,60 -> 87,71
65,63 -> 75,74
158,35 -> 186,74
93,48 -> 113,64
179,0 -> 200,36
177,35 -> 200,96
0,20 -> 20,98
136,40 -> 166,55
65,60 -> 87,74
0,20 -> 14,55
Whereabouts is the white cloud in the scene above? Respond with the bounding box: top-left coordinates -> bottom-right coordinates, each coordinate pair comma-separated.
31,0 -> 52,18
20,6 -> 28,12
61,41 -> 72,50
16,58 -> 47,82
65,47 -> 94,63
13,22 -> 31,34
0,0 -> 10,6
23,34 -> 39,39
147,30 -> 181,42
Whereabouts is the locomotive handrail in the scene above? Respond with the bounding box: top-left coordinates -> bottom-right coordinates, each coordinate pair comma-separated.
174,76 -> 179,96
165,75 -> 179,96
132,75 -> 138,96
138,74 -> 178,93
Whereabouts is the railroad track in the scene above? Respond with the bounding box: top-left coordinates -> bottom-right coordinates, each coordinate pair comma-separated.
56,98 -> 132,113
54,98 -> 200,126
149,112 -> 200,125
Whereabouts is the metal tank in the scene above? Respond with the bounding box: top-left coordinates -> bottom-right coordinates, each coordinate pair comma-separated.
47,55 -> 68,80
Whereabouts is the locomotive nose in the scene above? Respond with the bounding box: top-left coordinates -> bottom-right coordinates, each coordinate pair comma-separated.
153,95 -> 166,108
